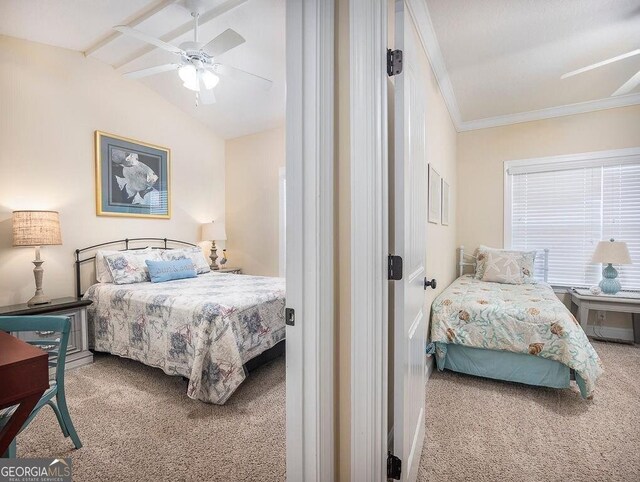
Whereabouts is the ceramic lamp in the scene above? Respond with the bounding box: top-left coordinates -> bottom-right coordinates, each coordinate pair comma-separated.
201,221 -> 227,269
590,239 -> 632,295
12,210 -> 62,305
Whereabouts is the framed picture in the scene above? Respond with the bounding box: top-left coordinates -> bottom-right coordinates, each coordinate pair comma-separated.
95,131 -> 170,219
428,164 -> 441,224
441,179 -> 450,226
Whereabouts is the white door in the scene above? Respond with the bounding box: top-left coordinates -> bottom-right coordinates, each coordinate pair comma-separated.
393,1 -> 428,481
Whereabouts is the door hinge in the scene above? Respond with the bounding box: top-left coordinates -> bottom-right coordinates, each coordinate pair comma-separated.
388,255 -> 403,281
387,49 -> 403,76
285,307 -> 295,326
387,451 -> 402,480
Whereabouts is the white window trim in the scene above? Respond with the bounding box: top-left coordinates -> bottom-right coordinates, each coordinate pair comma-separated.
504,147 -> 640,249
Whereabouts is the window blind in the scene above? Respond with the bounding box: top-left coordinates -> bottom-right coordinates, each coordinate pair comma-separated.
508,159 -> 640,289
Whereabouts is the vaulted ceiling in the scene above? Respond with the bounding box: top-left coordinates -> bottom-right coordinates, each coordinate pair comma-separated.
0,0 -> 285,139
421,0 -> 640,130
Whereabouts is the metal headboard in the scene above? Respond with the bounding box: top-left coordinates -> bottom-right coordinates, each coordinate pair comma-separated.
458,245 -> 550,283
74,237 -> 197,298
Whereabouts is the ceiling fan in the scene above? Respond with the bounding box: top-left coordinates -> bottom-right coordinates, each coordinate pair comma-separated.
561,49 -> 640,97
115,0 -> 273,106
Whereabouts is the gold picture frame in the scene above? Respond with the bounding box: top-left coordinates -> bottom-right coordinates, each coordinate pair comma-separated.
95,131 -> 171,219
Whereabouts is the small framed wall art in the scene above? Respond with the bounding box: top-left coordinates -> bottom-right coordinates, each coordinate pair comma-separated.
441,179 -> 450,226
428,164 -> 441,224
95,131 -> 171,219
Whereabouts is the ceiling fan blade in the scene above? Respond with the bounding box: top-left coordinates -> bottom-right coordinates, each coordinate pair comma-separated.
202,28 -> 246,57
114,25 -> 185,56
122,63 -> 180,79
612,69 -> 640,96
211,64 -> 273,90
561,49 -> 640,79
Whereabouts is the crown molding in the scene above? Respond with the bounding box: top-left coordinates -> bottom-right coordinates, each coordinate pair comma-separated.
457,92 -> 640,131
406,0 -> 640,133
406,0 -> 462,127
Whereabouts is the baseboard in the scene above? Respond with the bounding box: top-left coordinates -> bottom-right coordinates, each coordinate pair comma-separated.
583,325 -> 634,343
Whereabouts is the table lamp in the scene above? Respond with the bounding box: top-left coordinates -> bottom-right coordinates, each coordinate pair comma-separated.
201,221 -> 227,269
590,238 -> 632,295
12,210 -> 62,305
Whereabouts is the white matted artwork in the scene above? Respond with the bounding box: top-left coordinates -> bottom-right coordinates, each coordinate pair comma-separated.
441,179 -> 450,226
428,164 -> 441,224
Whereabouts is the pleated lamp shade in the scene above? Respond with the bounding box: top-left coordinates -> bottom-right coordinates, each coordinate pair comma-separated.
12,211 -> 62,246
591,239 -> 631,265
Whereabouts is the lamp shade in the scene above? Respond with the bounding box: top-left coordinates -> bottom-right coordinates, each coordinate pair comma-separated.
591,239 -> 631,265
201,222 -> 227,241
12,211 -> 62,246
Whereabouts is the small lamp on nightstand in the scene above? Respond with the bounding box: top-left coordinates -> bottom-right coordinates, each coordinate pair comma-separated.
12,210 -> 62,305
201,221 -> 227,270
591,238 -> 632,295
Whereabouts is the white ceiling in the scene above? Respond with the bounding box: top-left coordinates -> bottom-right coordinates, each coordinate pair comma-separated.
0,0 -> 285,139
422,0 -> 640,129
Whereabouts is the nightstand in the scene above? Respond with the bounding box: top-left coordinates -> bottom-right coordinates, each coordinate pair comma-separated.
0,297 -> 94,370
570,290 -> 640,344
214,267 -> 242,274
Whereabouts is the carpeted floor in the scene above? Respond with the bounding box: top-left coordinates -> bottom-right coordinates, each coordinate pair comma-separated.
17,354 -> 286,482
17,341 -> 639,481
418,341 -> 640,482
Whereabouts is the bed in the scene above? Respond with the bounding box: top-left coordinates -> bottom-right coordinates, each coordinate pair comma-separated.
430,246 -> 603,399
76,238 -> 286,404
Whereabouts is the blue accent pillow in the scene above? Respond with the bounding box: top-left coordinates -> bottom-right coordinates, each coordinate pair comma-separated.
145,259 -> 197,283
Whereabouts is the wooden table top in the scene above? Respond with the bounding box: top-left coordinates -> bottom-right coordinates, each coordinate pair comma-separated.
0,331 -> 49,408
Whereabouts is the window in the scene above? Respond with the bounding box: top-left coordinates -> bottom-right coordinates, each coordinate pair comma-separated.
505,148 -> 640,289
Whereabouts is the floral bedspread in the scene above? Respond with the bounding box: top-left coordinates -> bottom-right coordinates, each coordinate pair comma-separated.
84,272 -> 285,404
430,275 -> 603,397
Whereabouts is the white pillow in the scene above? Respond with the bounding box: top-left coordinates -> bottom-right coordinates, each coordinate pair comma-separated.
481,251 -> 524,284
475,245 -> 537,284
104,249 -> 163,285
95,247 -> 152,283
161,247 -> 210,274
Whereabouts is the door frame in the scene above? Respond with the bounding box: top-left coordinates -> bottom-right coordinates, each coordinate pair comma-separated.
349,0 -> 389,480
285,0 -> 335,480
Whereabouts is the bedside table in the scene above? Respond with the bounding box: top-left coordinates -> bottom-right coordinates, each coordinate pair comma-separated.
214,267 -> 242,274
570,290 -> 640,344
0,297 -> 94,370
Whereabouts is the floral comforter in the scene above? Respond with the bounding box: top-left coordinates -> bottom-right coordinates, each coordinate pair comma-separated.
84,272 -> 285,404
430,275 -> 603,397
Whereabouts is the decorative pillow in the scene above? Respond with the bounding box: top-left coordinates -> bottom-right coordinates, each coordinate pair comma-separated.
105,250 -> 162,285
161,247 -> 210,274
96,247 -> 152,283
475,246 -> 537,283
145,259 -> 197,283
481,252 -> 524,284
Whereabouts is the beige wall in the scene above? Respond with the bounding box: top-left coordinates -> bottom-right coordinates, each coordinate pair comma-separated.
457,105 -> 640,330
225,126 -> 284,277
0,36 -> 225,305
457,105 -> 640,250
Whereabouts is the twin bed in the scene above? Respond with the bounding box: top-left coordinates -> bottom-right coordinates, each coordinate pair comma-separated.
430,246 -> 603,398
76,238 -> 286,405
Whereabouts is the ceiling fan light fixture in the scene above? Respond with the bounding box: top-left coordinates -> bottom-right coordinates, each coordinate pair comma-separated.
178,64 -> 198,90
201,69 -> 219,90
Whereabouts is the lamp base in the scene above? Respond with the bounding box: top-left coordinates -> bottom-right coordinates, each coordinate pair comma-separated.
27,293 -> 51,306
27,257 -> 51,306
599,263 -> 621,295
209,240 -> 219,270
